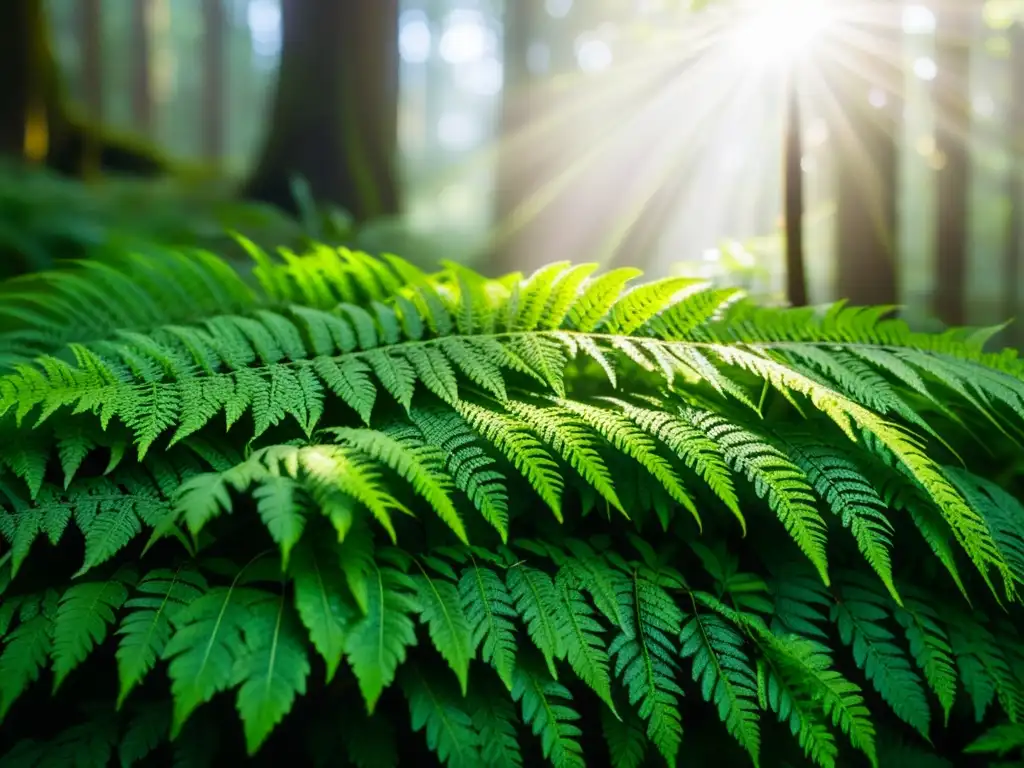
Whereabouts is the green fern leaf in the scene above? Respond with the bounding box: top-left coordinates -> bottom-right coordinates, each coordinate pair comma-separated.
470,680 -> 523,768
831,576 -> 930,738
461,560 -> 517,690
689,409 -> 829,585
512,662 -> 586,768
232,593 -> 311,755
290,541 -> 357,684
554,570 -> 617,712
405,345 -> 459,403
313,357 -> 376,424
567,268 -> 643,332
344,564 -> 419,713
253,475 -> 306,569
608,573 -> 684,765
365,349 -> 416,411
440,338 -> 508,401
507,564 -> 564,680
507,400 -> 623,513
0,590 -> 57,718
119,702 -> 170,768
411,406 -> 509,540
116,566 -> 208,706
455,401 -> 563,519
327,427 -> 467,544
556,399 -> 698,528
612,400 -> 744,533
680,599 -> 761,765
893,588 -> 957,725
782,435 -> 898,602
964,722 -> 1024,756
600,704 -> 648,768
51,567 -> 136,691
163,579 -> 265,736
758,630 -> 877,767
412,565 -> 474,695
402,665 -> 483,768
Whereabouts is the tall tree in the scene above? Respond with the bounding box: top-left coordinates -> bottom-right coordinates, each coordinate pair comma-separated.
828,3 -> 901,306
1006,19 -> 1023,339
933,0 -> 973,326
0,0 -> 164,174
244,0 -> 401,220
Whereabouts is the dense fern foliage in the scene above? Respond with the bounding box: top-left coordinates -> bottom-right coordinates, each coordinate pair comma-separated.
2,242 -> 1024,766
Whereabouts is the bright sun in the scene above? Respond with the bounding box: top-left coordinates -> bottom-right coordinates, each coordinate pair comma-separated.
730,0 -> 833,67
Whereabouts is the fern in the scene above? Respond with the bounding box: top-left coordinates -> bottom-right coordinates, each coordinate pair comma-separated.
608,572 -> 685,764
4,245 -> 1024,766
511,662 -> 586,768
680,595 -> 761,764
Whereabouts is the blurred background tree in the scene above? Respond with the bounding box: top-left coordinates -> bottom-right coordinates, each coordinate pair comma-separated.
0,0 -> 1022,333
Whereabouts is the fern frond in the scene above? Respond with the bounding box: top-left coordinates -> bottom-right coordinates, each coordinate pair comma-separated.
470,683 -> 523,768
344,563 -> 419,714
687,408 -> 830,584
162,572 -> 266,736
51,566 -> 136,691
455,400 -> 564,518
461,558 -> 517,690
964,722 -> 1024,756
411,406 -> 509,540
0,589 -> 57,718
601,704 -> 648,768
507,563 -> 564,680
893,586 -> 957,725
554,568 -> 617,712
608,572 -> 684,764
830,574 -> 930,738
290,541 -> 357,684
681,595 -> 761,765
402,665 -> 483,768
512,662 -> 586,768
232,592 -> 311,755
412,562 -> 474,695
116,566 -> 208,706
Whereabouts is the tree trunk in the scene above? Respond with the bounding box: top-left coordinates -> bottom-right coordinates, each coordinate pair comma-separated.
829,5 -> 901,306
783,71 -> 808,307
933,0 -> 972,326
243,0 -> 401,221
1007,21 -> 1024,342
202,0 -> 226,163
0,0 -> 165,176
0,0 -> 66,160
130,0 -> 155,137
491,0 -> 547,276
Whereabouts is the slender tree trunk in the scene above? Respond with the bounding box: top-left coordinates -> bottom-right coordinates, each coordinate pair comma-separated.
829,6 -> 901,306
79,0 -> 103,121
491,0 -> 546,276
202,0 -> 226,163
0,0 -> 165,176
0,0 -> 66,160
244,0 -> 400,221
131,0 -> 154,136
933,0 -> 972,326
784,70 -> 808,307
1005,21 -> 1023,339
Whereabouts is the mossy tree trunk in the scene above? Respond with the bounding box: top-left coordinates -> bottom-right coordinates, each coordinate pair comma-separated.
243,0 -> 401,221
0,0 -> 165,176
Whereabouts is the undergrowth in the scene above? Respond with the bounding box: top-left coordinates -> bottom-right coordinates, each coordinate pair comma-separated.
1,242 -> 1024,766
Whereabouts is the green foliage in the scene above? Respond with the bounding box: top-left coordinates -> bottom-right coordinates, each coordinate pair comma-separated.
2,243 -> 1024,766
